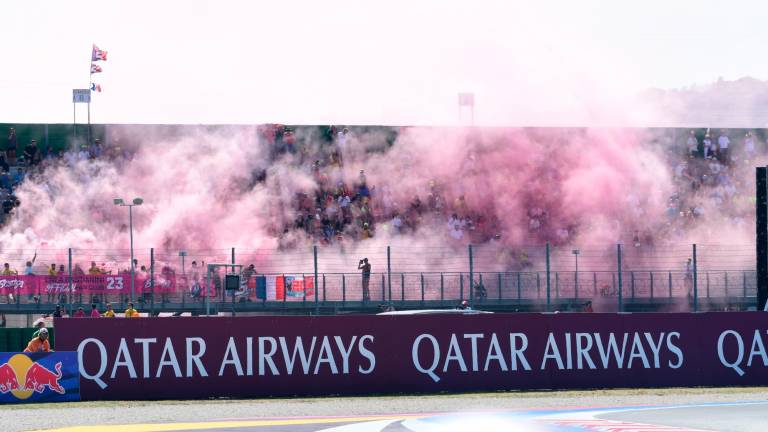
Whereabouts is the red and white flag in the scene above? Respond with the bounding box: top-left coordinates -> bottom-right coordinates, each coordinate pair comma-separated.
91,44 -> 108,61
458,92 -> 475,107
90,63 -> 102,74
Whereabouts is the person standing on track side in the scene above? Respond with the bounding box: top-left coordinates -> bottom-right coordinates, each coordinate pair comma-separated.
358,258 -> 371,301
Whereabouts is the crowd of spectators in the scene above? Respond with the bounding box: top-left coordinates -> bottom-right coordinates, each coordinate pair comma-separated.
3,125 -> 765,267
664,129 -> 756,243
258,125 -> 503,249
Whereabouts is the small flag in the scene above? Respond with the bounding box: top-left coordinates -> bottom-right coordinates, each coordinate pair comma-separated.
90,83 -> 102,92
458,93 -> 475,107
92,44 -> 108,61
90,64 -> 102,74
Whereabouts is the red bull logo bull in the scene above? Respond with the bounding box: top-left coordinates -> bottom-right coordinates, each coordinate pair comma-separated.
0,363 -> 20,393
0,354 -> 66,400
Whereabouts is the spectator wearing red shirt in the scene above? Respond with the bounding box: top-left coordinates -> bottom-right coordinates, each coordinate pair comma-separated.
90,303 -> 100,317
73,307 -> 86,318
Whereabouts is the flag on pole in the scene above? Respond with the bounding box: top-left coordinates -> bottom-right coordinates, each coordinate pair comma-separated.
91,44 -> 108,61
90,64 -> 102,74
90,83 -> 102,92
458,93 -> 475,107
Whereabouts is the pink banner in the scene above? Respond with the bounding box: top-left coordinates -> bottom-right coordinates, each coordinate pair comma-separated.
0,274 -> 177,295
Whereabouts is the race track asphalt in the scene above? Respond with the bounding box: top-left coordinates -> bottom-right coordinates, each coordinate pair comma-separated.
6,388 -> 768,432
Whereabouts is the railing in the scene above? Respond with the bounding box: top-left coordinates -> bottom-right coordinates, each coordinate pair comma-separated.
0,243 -> 758,314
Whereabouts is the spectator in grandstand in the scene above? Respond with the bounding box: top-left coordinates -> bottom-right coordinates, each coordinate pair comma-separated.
242,264 -> 255,281
744,132 -> 756,159
88,261 -> 102,275
73,307 -> 86,318
5,128 -> 17,162
102,303 -> 115,318
90,139 -> 103,159
57,264 -> 65,275
23,255 -> 37,300
23,139 -> 39,166
1,263 -> 17,276
0,170 -> 10,190
52,305 -> 62,318
24,252 -> 37,275
474,280 -> 487,301
702,134 -> 713,159
583,301 -> 594,313
358,258 -> 371,301
23,327 -> 51,353
48,263 -> 56,276
73,264 -> 85,276
686,130 -> 699,157
0,314 -> 5,328
2,195 -> 14,215
190,260 -> 202,299
90,303 -> 100,317
124,302 -> 140,318
718,130 -> 730,164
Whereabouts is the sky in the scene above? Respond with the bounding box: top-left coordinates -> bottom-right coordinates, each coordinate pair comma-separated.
2,0 -> 767,126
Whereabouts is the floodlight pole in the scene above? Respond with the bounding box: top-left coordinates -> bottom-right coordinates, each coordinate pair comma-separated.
115,198 -> 142,303
129,205 -> 135,303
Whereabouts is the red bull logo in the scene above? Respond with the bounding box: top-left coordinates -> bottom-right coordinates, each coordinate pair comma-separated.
0,354 -> 65,400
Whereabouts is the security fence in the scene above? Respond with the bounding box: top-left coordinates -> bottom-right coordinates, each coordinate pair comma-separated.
0,243 -> 758,314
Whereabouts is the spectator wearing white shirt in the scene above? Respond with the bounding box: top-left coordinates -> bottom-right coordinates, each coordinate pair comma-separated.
717,131 -> 730,164
702,134 -> 713,159
744,132 -> 755,159
686,130 -> 699,157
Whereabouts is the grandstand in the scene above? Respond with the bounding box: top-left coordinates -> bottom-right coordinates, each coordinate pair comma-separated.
0,123 -> 764,316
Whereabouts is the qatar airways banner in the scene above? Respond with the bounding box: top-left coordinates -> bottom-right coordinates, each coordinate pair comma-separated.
55,313 -> 768,401
0,274 -> 176,295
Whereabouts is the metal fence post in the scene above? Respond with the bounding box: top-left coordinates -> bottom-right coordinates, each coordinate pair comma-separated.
593,272 -> 597,297
743,272 -> 747,298
342,274 -> 346,304
478,273 -> 484,303
440,273 -> 444,301
693,243 -> 698,312
150,247 -> 155,316
468,244 -> 474,308
498,273 -> 502,301
381,274 -> 385,302
668,272 -> 672,298
706,272 -> 710,298
516,272 -> 521,300
630,271 -> 635,299
231,247 -> 236,273
68,248 -> 73,316
650,272 -> 654,299
536,272 -> 541,298
322,274 -> 326,302
400,273 -> 405,302
420,273 -> 425,303
545,242 -> 551,311
725,271 -> 729,297
313,245 -> 319,313
555,272 -> 559,299
386,246 -> 392,303
617,244 -> 623,312
460,273 -> 464,300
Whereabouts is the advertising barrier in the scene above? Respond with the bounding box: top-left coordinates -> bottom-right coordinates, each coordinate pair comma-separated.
0,352 -> 80,403
0,274 -> 176,295
55,313 -> 768,401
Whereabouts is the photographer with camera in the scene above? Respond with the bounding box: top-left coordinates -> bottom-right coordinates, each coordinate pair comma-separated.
358,258 -> 371,301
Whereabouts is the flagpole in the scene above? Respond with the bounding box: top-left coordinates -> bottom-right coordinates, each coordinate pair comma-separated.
87,45 -> 94,147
